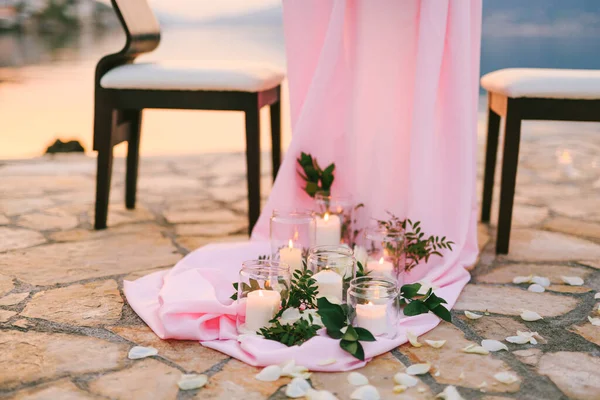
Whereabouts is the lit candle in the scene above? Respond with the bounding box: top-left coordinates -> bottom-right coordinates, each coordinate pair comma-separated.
366,257 -> 394,279
312,269 -> 343,302
245,290 -> 281,332
315,212 -> 342,246
279,240 -> 303,273
356,301 -> 388,336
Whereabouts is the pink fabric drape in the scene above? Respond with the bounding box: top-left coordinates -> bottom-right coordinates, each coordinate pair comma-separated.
125,0 -> 482,371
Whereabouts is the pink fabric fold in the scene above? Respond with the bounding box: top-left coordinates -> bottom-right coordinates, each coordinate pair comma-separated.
124,0 -> 482,371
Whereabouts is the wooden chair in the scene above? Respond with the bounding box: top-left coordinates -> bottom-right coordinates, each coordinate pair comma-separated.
94,0 -> 284,234
480,68 -> 600,254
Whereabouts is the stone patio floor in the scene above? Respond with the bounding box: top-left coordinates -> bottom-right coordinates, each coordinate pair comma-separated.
1,125 -> 600,399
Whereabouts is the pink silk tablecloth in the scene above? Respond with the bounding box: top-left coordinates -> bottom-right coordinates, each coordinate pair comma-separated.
125,0 -> 482,371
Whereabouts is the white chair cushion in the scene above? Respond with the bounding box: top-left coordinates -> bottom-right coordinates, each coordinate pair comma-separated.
480,68 -> 600,100
100,61 -> 285,92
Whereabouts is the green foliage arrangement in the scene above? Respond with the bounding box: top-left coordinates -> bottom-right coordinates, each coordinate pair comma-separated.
259,315 -> 321,347
400,283 -> 452,322
297,152 -> 335,197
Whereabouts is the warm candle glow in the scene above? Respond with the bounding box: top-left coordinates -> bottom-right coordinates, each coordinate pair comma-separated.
258,290 -> 264,297
324,212 -> 330,222
379,257 -> 384,264
558,149 -> 572,165
288,239 -> 293,249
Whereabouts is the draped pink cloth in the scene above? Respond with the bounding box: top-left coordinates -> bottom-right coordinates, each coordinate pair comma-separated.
125,0 -> 482,371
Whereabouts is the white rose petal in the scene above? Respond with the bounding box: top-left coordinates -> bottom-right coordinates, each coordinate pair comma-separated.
178,374 -> 208,390
347,372 -> 369,386
531,276 -> 551,287
350,385 -> 380,400
434,370 -> 441,377
512,275 -> 532,284
281,360 -> 296,376
285,377 -> 311,398
527,284 -> 545,293
594,293 -> 600,300
506,335 -> 529,344
520,310 -> 543,322
406,363 -> 431,376
393,372 -> 418,387
306,389 -> 339,400
301,309 -> 323,327
436,385 -> 465,400
588,316 -> 600,326
464,311 -> 483,320
459,371 -> 465,380
317,358 -> 337,366
393,385 -> 407,394
462,345 -> 489,355
255,365 -> 282,381
425,339 -> 446,348
407,331 -> 422,347
561,276 -> 584,286
481,339 -> 508,352
418,387 -> 427,393
494,372 -> 519,385
280,308 -> 302,325
128,346 -> 158,360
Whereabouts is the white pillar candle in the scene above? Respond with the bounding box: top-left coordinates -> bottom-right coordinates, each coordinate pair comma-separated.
315,213 -> 342,246
313,269 -> 343,302
279,240 -> 303,273
245,290 -> 281,332
366,257 -> 394,279
356,302 -> 388,336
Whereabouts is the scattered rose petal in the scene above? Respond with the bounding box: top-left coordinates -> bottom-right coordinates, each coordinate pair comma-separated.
407,331 -> 422,347
350,385 -> 380,400
588,316 -> 600,326
436,385 -> 464,400
306,388 -> 339,400
464,311 -> 483,320
434,370 -> 441,377
561,276 -> 584,286
406,363 -> 431,375
594,293 -> 600,300
528,284 -> 545,293
481,339 -> 508,352
285,378 -> 311,398
393,373 -> 418,387
393,385 -> 407,394
280,308 -> 302,325
347,372 -> 369,386
512,275 -> 532,284
128,346 -> 158,360
521,310 -> 543,322
531,276 -> 551,287
462,345 -> 489,355
506,335 -> 529,344
317,358 -> 337,366
425,340 -> 446,348
255,365 -> 282,381
301,309 -> 323,327
178,374 -> 208,390
494,372 -> 519,385
281,360 -> 296,376
459,371 -> 465,380
418,387 -> 427,393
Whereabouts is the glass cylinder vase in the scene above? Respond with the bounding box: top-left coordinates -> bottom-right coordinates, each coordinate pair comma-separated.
270,210 -> 316,273
347,276 -> 400,338
236,260 -> 290,334
313,193 -> 355,247
307,245 -> 355,303
364,226 -> 406,283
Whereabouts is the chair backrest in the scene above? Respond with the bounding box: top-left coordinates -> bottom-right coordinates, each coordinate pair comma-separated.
111,0 -> 161,56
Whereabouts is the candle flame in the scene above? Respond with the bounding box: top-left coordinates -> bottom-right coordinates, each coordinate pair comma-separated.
378,257 -> 384,265
288,239 -> 293,249
367,301 -> 373,306
558,149 -> 572,165
324,212 -> 330,222
293,229 -> 299,241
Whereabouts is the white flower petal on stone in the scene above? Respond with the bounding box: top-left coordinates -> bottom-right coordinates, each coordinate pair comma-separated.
494,372 -> 519,385
281,360 -> 296,376
178,374 -> 208,390
128,346 -> 158,360
481,339 -> 508,352
435,385 -> 465,400
306,388 -> 339,400
317,358 -> 337,366
520,310 -> 543,321
393,373 -> 419,387
527,284 -> 545,293
459,371 -> 465,380
406,363 -> 431,375
506,335 -> 529,344
588,316 -> 600,326
561,276 -> 584,286
531,276 -> 551,287
255,365 -> 282,382
418,387 -> 427,393
464,311 -> 483,320
350,385 -> 380,400
594,293 -> 600,300
434,370 -> 441,377
280,308 -> 302,325
462,345 -> 489,355
285,377 -> 311,398
393,385 -> 407,394
407,331 -> 422,347
512,275 -> 532,284
425,339 -> 446,348
347,372 -> 369,386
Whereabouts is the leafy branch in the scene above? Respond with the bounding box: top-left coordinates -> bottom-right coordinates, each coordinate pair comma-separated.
400,283 -> 451,322
259,314 -> 321,347
297,152 -> 335,198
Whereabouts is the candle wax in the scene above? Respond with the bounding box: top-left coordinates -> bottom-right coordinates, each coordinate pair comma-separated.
315,213 -> 342,246
279,244 -> 303,273
366,257 -> 395,279
312,269 -> 343,302
245,290 -> 281,332
356,302 -> 388,336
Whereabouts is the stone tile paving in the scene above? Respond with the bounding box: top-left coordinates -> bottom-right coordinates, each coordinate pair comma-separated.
0,126 -> 599,399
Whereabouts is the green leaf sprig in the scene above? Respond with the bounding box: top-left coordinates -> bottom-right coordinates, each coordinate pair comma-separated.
258,315 -> 321,347
297,152 -> 335,198
400,283 -> 452,322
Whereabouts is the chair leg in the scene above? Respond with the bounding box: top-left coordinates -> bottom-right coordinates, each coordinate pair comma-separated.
245,101 -> 261,235
125,109 -> 143,209
270,88 -> 282,182
496,111 -> 522,254
481,106 -> 501,222
94,105 -> 115,230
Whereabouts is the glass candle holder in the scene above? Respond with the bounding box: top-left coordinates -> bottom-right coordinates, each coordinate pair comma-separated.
364,226 -> 406,283
347,276 -> 400,338
313,193 -> 355,246
236,260 -> 290,333
270,210 -> 316,273
307,245 -> 355,303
